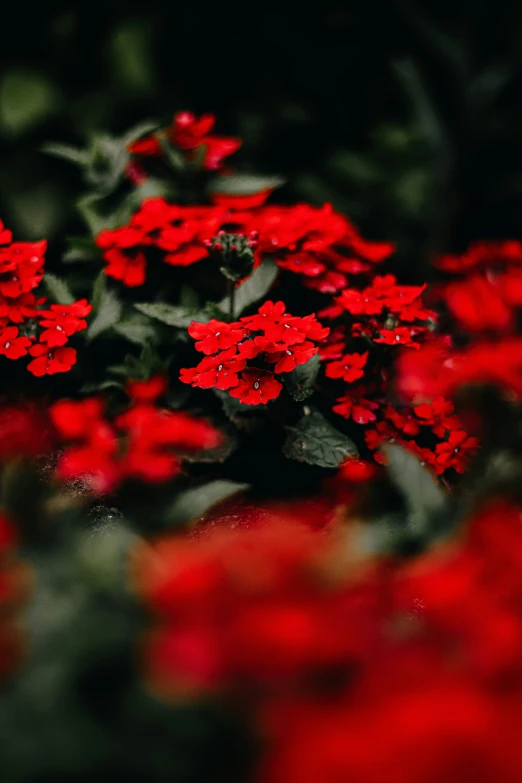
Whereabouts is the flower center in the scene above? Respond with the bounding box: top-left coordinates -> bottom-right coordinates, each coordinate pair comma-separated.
217,364 -> 223,371
286,349 -> 292,355
254,381 -> 260,389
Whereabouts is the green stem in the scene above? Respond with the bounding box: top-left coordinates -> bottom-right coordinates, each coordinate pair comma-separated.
228,279 -> 236,321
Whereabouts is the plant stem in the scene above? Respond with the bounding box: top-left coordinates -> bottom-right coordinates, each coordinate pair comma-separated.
228,279 -> 236,320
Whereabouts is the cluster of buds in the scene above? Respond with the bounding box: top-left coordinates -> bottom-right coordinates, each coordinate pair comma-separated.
204,231 -> 258,282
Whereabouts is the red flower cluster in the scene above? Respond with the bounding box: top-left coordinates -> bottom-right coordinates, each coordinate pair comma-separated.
96,198 -> 227,286
95,199 -> 393,289
180,301 -> 329,405
0,400 -> 56,460
128,111 -> 241,171
134,502 -> 522,781
399,241 -> 522,403
0,221 -> 91,376
313,266 -> 477,473
50,377 -> 222,494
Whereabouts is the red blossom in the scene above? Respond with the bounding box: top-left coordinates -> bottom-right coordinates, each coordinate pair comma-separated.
383,405 -> 421,436
38,299 -> 91,347
333,394 -> 379,424
374,326 -> 421,348
445,274 -> 513,332
188,320 -> 246,355
51,389 -> 222,493
0,401 -> 55,459
265,341 -> 318,374
229,369 -> 282,405
0,327 -> 31,360
434,430 -> 480,473
325,352 -> 368,383
180,349 -> 246,390
27,344 -> 77,376
129,111 -> 241,171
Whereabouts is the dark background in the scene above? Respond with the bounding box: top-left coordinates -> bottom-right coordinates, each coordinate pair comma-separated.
1,1 -> 522,268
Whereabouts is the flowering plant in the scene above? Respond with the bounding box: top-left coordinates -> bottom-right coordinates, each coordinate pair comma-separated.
0,104 -> 522,783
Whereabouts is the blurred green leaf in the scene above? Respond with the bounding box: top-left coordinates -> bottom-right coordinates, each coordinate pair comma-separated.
383,444 -> 448,539
87,284 -> 122,340
43,272 -> 75,304
167,480 -> 250,525
41,143 -> 90,166
112,314 -> 158,345
217,259 -> 279,315
134,302 -> 209,328
63,236 -> 102,263
208,173 -> 285,196
0,70 -> 60,135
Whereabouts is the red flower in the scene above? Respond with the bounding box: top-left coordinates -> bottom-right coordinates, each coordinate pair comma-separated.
188,320 -> 246,355
50,398 -> 106,439
52,395 -> 222,493
210,190 -> 274,209
0,327 -> 31,360
277,253 -> 327,277
338,457 -> 377,483
374,327 -> 420,348
229,369 -> 282,405
126,376 -> 168,402
116,405 -> 221,482
0,292 -> 41,323
414,397 -> 461,437
445,275 -> 513,332
434,430 -> 480,473
338,287 -> 385,316
333,394 -> 379,424
325,352 -> 368,383
242,300 -> 287,332
383,405 -> 421,436
0,401 -> 55,459
103,248 -> 147,287
38,299 -> 91,347
0,240 -> 46,298
265,341 -> 318,374
180,349 -> 246,390
129,111 -> 241,171
0,221 -> 13,246
27,344 -> 77,376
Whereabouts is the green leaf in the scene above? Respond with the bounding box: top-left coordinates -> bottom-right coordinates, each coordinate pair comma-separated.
214,389 -> 259,417
41,143 -> 89,166
0,70 -> 60,135
85,132 -> 129,193
80,380 -> 124,394
134,302 -> 209,328
90,271 -> 106,314
217,259 -> 279,315
284,409 -> 358,468
87,286 -> 122,340
283,353 -> 320,401
158,137 -> 185,170
76,193 -> 107,235
112,315 -> 158,346
208,173 -> 285,196
122,119 -> 160,146
43,273 -> 74,304
382,444 -> 448,539
63,236 -> 101,263
167,480 -> 250,526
